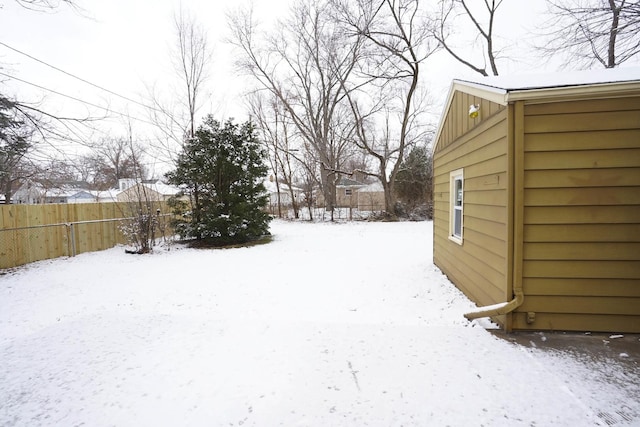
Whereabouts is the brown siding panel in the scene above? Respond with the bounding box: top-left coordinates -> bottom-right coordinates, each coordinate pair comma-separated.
524,278 -> 640,297
525,110 -> 640,133
525,242 -> 640,260
524,224 -> 640,242
524,260 -> 639,279
525,168 -> 640,188
525,147 -> 640,170
526,205 -> 639,224
434,239 -> 505,305
519,96 -> 640,332
521,296 -> 639,315
433,105 -> 510,314
525,129 -> 640,151
435,91 -> 506,153
512,313 -> 640,333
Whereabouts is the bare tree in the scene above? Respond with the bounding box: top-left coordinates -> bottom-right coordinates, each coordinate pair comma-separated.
12,0 -> 81,11
146,7 -> 211,228
148,7 -> 212,162
248,91 -> 302,219
298,147 -> 322,220
87,136 -> 147,190
334,0 -> 437,217
113,127 -> 164,255
431,0 -> 503,76
539,0 -> 640,68
228,0 -> 365,217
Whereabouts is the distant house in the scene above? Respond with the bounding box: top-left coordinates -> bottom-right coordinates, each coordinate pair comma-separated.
88,189 -> 119,203
263,179 -> 303,214
335,177 -> 366,208
356,181 -> 385,212
116,179 -> 181,203
13,181 -> 100,204
432,67 -> 640,333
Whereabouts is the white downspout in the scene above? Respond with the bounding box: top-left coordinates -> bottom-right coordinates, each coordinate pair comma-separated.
464,286 -> 523,320
465,100 -> 526,322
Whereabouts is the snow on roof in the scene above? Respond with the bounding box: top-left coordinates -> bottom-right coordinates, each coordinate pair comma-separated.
454,67 -> 640,96
263,180 -> 302,193
143,181 -> 181,196
88,189 -> 119,200
67,190 -> 95,200
336,177 -> 365,187
358,181 -> 383,193
463,67 -> 640,91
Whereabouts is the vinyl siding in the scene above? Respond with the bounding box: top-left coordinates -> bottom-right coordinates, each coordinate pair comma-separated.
518,95 -> 640,332
433,108 -> 510,311
435,91 -> 506,152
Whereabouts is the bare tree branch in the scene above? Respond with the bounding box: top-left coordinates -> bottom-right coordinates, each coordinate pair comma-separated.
537,0 -> 640,68
228,0 -> 365,216
430,0 -> 503,76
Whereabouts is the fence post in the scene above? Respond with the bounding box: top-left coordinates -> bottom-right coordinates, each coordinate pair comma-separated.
69,223 -> 77,257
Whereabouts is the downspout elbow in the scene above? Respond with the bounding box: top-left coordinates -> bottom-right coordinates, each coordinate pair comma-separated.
464,289 -> 524,320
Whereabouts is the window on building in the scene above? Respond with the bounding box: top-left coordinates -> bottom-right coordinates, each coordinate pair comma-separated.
449,169 -> 464,244
345,189 -> 352,196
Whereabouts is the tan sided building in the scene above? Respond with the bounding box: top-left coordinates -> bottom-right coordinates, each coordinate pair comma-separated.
432,68 -> 640,333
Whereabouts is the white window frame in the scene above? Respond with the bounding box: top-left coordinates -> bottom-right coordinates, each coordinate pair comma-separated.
449,169 -> 464,245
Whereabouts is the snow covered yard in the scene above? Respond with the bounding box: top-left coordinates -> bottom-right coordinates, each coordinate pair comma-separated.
0,220 -> 638,426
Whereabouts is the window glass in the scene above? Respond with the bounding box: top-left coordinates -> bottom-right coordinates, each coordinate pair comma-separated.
449,169 -> 464,244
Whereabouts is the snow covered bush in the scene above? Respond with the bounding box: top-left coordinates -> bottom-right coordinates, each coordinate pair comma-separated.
165,116 -> 271,246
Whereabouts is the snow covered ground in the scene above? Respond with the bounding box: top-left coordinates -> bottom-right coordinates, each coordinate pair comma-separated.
1,220 -> 638,426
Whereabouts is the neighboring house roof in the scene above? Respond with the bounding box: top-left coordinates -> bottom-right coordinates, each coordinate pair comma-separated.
145,181 -> 181,197
336,177 -> 365,187
67,190 -> 96,201
357,181 -> 383,193
263,180 -> 302,194
88,189 -> 119,202
116,180 -> 181,201
15,181 -> 92,199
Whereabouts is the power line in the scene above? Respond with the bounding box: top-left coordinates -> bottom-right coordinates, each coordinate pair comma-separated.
0,40 -> 163,114
0,70 -> 160,128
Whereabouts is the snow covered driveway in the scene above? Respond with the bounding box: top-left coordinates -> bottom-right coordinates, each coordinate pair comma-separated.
1,220 -> 638,426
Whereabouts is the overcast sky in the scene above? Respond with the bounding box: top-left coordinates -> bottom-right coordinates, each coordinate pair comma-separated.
1,0 -> 636,175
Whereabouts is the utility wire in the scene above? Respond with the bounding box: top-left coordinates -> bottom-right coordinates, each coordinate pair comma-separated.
0,70 -> 159,128
0,43 -> 179,170
0,40 -> 163,114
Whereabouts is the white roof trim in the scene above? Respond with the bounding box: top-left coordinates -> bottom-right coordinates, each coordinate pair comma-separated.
451,80 -> 508,105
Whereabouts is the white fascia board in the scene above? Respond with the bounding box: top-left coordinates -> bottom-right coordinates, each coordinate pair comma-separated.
505,81 -> 640,103
451,80 -> 509,105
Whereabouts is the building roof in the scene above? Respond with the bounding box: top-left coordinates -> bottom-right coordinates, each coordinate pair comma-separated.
336,177 -> 365,187
358,181 -> 383,193
88,189 -> 119,200
263,180 -> 302,194
434,67 -> 640,151
67,190 -> 95,200
449,67 -> 640,105
117,180 -> 181,197
144,181 -> 180,196
460,67 -> 639,91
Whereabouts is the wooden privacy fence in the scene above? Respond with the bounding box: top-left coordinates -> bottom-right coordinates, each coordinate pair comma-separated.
0,202 -> 171,269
